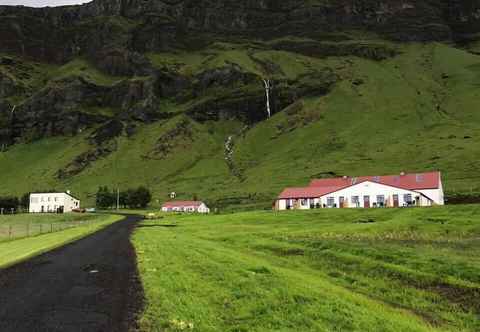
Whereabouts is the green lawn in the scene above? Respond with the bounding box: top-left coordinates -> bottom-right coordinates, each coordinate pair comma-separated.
0,213 -> 122,268
133,205 -> 480,332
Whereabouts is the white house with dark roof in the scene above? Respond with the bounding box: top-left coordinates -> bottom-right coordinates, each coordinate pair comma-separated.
275,171 -> 444,211
29,191 -> 80,213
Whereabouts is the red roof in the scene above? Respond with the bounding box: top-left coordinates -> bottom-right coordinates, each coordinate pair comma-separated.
310,171 -> 441,191
278,186 -> 346,199
162,201 -> 204,208
278,172 -> 441,199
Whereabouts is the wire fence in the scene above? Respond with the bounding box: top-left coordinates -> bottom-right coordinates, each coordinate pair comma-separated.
0,219 -> 95,243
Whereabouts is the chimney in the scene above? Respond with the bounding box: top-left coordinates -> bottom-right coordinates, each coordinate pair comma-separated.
400,172 -> 405,176
67,190 -> 71,194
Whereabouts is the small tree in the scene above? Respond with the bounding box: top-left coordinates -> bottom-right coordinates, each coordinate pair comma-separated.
20,192 -> 30,211
124,188 -> 137,208
96,186 -> 115,209
0,196 -> 19,212
119,190 -> 129,208
135,186 -> 152,208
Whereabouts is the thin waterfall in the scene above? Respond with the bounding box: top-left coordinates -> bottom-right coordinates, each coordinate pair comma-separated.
263,79 -> 272,119
225,135 -> 234,161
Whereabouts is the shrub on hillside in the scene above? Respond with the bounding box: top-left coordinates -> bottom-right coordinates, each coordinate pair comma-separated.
0,196 -> 19,211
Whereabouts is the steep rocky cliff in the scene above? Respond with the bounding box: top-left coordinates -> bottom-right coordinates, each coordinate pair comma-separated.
1,0 -> 480,62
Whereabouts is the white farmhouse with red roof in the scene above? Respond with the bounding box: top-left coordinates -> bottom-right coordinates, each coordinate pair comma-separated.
162,201 -> 210,214
275,171 -> 444,210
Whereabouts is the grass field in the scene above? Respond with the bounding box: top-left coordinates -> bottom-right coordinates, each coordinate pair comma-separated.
0,213 -> 122,268
133,205 -> 480,332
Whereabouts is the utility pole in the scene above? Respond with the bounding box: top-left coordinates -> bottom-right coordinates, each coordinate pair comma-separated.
116,188 -> 120,211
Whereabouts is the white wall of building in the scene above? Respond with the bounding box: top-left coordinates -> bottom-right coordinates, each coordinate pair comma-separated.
29,193 -> 80,213
162,203 -> 210,214
197,203 -> 210,214
277,181 -> 437,211
318,181 -> 431,208
278,199 -> 287,210
417,180 -> 444,205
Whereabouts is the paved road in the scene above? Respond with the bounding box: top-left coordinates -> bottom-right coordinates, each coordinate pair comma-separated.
0,214 -> 144,332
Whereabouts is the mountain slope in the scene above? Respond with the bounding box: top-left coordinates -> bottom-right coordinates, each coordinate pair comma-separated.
0,1 -> 480,208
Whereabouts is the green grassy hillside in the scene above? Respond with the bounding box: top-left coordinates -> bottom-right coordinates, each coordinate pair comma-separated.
133,206 -> 480,331
1,42 -> 479,208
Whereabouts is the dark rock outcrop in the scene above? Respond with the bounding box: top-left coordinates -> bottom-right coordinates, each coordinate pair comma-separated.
109,77 -> 162,122
57,119 -> 125,179
10,76 -> 109,141
0,72 -> 18,98
3,73 -> 174,144
57,141 -> 118,179
187,68 -> 336,123
89,119 -> 124,145
1,1 -> 480,63
0,101 -> 13,148
194,64 -> 258,91
143,118 -> 195,160
272,40 -> 398,61
93,48 -> 153,76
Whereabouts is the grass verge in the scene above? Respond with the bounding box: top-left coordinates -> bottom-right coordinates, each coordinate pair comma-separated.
133,205 -> 480,332
0,214 -> 123,268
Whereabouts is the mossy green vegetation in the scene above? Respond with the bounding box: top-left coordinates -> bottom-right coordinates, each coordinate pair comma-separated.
1,42 -> 480,208
47,58 -> 125,86
133,205 -> 480,332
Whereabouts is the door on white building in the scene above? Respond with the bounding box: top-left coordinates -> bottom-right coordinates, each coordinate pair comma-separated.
393,195 -> 399,207
339,197 -> 345,208
363,196 -> 370,208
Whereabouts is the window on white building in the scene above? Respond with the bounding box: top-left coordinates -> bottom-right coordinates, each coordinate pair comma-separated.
327,197 -> 335,207
301,199 -> 308,206
351,196 -> 360,207
404,194 -> 413,204
377,195 -> 385,207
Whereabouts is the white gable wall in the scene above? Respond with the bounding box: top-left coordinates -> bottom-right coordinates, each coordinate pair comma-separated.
198,203 -> 210,214
416,179 -> 444,205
